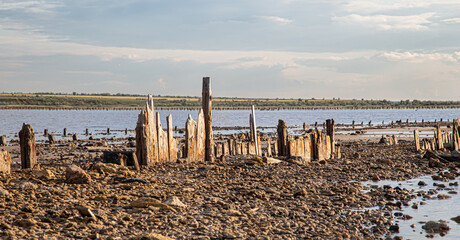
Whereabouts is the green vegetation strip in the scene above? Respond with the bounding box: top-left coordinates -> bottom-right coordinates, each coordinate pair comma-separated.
0,93 -> 459,109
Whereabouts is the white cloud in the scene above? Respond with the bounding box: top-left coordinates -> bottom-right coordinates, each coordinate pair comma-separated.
333,12 -> 435,30
381,51 -> 459,63
340,1 -> 430,14
442,18 -> 460,24
0,0 -> 60,13
258,16 -> 293,24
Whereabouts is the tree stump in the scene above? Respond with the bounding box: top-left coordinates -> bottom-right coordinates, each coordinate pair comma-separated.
19,123 -> 36,169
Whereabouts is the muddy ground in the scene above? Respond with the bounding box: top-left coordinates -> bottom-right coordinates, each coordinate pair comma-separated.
0,138 -> 457,240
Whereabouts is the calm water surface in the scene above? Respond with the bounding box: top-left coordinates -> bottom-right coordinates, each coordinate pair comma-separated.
1,108 -> 460,137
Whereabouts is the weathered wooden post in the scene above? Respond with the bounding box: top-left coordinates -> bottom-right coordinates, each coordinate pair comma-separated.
19,123 -> 36,169
167,114 -> 178,162
436,124 -> 443,150
277,119 -> 288,156
202,77 -> 214,162
48,134 -> 56,144
135,95 -> 157,166
352,120 -> 355,130
125,128 -> 128,135
85,128 -> 89,136
267,138 -> 272,157
0,150 -> 11,173
107,128 -> 110,135
44,129 -> 48,137
196,109 -> 205,161
414,129 -> 420,151
251,105 -> 259,155
72,134 -> 78,141
249,113 -> 254,142
453,119 -> 459,151
0,135 -> 6,146
185,114 -> 197,162
63,128 -> 67,136
326,119 -> 335,154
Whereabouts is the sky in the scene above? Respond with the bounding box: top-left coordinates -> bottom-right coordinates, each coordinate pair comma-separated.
1,0 -> 460,100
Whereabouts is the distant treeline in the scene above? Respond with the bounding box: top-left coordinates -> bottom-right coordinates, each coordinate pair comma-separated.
0,93 -> 459,109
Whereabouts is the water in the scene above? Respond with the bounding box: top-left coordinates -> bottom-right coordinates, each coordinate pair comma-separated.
1,108 -> 459,138
363,175 -> 460,239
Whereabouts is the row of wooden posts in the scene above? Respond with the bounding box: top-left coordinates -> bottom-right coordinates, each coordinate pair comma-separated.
413,120 -> 460,151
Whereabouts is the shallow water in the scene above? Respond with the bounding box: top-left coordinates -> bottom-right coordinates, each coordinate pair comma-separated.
1,108 -> 459,139
363,174 -> 460,239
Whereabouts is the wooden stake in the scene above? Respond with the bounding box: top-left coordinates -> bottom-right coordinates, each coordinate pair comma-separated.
251,105 -> 259,155
277,119 -> 288,156
414,129 -> 420,151
202,77 -> 214,162
19,123 -> 36,169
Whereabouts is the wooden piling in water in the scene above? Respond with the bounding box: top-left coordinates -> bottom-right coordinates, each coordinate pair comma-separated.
63,128 -> 67,136
0,136 -> 6,146
19,123 -> 36,169
277,119 -> 288,157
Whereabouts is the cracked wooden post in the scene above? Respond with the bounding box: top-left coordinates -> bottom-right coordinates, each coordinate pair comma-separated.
197,109 -> 205,161
267,138 -> 272,157
85,128 -> 89,136
0,150 -> 11,173
63,128 -> 67,136
135,95 -> 157,166
48,134 -> 56,145
185,115 -> 197,162
202,77 -> 214,162
435,124 -> 443,150
249,113 -> 254,142
44,129 -> 48,137
107,128 -> 110,135
167,114 -> 178,162
156,112 -> 169,162
414,129 -> 420,151
453,119 -> 459,151
277,119 -> 288,157
326,119 -> 335,155
72,134 -> 78,141
251,105 -> 259,156
19,123 -> 36,169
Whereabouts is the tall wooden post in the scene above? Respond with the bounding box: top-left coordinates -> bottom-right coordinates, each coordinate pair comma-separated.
277,119 -> 288,156
202,77 -> 214,162
19,123 -> 36,169
249,113 -> 254,142
326,119 -> 335,154
453,119 -> 459,151
251,105 -> 259,155
414,129 -> 420,151
167,114 -> 177,162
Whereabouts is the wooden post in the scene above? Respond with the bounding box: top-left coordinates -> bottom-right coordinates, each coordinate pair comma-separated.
267,138 -> 272,157
414,129 -> 420,151
85,128 -> 89,136
48,134 -> 56,144
326,119 -> 335,154
277,119 -> 288,156
44,129 -> 48,137
202,77 -> 214,162
125,128 -> 128,135
0,135 -> 6,146
107,128 -> 110,134
72,134 -> 78,141
436,124 -> 443,150
167,114 -> 178,162
0,150 -> 11,173
135,95 -> 157,166
196,109 -> 205,161
352,120 -> 355,130
19,123 -> 36,169
453,119 -> 459,151
249,113 -> 254,142
156,112 -> 168,162
251,105 -> 259,155
185,114 -> 197,162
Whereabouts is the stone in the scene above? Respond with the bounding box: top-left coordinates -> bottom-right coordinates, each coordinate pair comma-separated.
128,197 -> 176,212
131,233 -> 175,240
20,182 -> 37,191
418,181 -> 427,186
164,196 -> 187,208
75,205 -> 97,221
422,220 -> 450,234
33,169 -> 55,180
263,157 -> 282,164
65,164 -> 91,184
14,218 -> 37,227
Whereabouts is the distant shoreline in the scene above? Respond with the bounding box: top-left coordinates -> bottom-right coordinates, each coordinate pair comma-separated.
1,105 -> 460,110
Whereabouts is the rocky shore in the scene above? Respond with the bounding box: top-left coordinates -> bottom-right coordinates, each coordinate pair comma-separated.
0,139 -> 457,239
